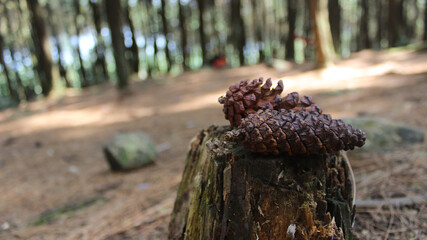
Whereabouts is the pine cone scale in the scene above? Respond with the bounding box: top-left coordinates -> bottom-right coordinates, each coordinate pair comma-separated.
230,109 -> 366,155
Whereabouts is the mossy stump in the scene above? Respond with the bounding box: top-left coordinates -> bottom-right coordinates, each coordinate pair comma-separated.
168,125 -> 356,240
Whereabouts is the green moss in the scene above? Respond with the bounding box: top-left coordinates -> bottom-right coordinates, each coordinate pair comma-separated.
32,195 -> 105,226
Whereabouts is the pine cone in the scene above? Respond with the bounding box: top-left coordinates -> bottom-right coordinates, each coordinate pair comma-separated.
226,109 -> 366,155
275,91 -> 323,114
219,78 -> 321,128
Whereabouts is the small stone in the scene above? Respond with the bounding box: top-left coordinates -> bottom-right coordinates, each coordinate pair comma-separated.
0,222 -> 10,232
103,132 -> 157,171
156,142 -> 171,152
186,121 -> 196,129
34,141 -> 43,148
138,183 -> 150,190
343,118 -> 424,152
68,165 -> 79,174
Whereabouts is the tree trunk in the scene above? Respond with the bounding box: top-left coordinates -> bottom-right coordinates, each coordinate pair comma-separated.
358,0 -> 371,50
90,0 -> 109,81
210,0 -> 222,56
328,0 -> 341,54
0,35 -> 19,103
73,0 -> 89,88
46,3 -> 71,88
148,1 -> 159,75
396,0 -> 405,44
169,126 -> 356,240
404,0 -> 417,41
285,0 -> 296,60
251,0 -> 264,62
178,0 -> 189,70
388,0 -> 398,47
105,0 -> 129,89
230,0 -> 246,66
197,0 -> 207,65
303,0 -> 312,60
160,0 -> 172,71
3,4 -> 26,100
16,0 -> 37,100
376,0 -> 383,48
309,0 -> 335,68
124,1 -> 140,74
424,0 -> 427,41
26,0 -> 53,96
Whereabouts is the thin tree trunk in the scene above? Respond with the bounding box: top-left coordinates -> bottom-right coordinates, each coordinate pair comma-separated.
196,0 -> 207,65
405,0 -> 417,41
358,0 -> 371,50
124,1 -> 140,73
396,0 -> 405,44
178,0 -> 189,70
303,0 -> 312,60
105,0 -> 129,89
53,37 -> 70,88
251,0 -> 264,62
376,0 -> 383,48
148,1 -> 159,74
328,0 -> 341,54
0,35 -> 19,103
230,0 -> 246,65
17,0 -> 36,100
424,0 -> 427,41
309,0 -> 335,68
140,0 -> 154,77
90,0 -> 109,81
388,0 -> 398,47
271,2 -> 279,59
210,0 -> 222,56
46,3 -> 71,88
285,0 -> 296,60
73,0 -> 89,88
26,0 -> 53,96
160,0 -> 172,71
3,5 -> 26,100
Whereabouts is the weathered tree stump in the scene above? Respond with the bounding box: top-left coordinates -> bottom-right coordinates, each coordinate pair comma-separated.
169,125 -> 356,240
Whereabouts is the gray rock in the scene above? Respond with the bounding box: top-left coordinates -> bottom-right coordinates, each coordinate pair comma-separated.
344,118 -> 424,153
0,97 -> 17,110
103,132 -> 157,171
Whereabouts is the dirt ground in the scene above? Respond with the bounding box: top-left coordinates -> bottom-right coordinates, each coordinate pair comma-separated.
0,49 -> 426,240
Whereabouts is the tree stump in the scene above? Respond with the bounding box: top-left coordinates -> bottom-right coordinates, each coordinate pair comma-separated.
169,125 -> 356,240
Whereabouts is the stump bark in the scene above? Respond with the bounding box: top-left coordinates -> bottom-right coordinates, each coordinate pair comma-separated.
169,126 -> 356,240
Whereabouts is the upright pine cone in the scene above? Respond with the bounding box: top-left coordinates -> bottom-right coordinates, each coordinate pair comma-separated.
219,78 -> 321,128
226,109 -> 366,155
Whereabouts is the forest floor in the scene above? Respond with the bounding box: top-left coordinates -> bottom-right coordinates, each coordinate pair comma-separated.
0,48 -> 427,240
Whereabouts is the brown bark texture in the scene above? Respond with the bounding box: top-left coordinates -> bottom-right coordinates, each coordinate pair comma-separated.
26,0 -> 54,96
230,0 -> 246,65
309,0 -> 335,67
424,0 -> 427,41
168,125 -> 356,240
328,0 -> 341,53
90,0 -> 109,81
178,0 -> 189,70
105,0 -> 129,89
285,0 -> 296,60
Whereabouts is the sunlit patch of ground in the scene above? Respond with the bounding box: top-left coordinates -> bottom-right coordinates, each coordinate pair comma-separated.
0,49 -> 426,239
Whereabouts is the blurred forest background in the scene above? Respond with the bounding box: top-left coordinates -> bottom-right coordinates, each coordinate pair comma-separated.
1,0 -> 427,108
